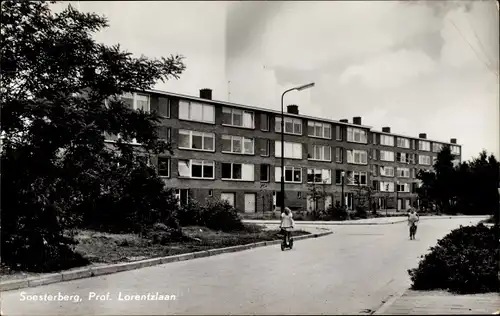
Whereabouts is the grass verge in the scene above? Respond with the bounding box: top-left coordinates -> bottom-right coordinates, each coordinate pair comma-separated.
0,224 -> 310,282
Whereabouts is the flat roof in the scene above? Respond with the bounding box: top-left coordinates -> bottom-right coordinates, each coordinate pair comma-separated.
144,88 -> 460,147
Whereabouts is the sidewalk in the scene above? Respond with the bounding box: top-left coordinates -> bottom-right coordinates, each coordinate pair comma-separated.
243,215 -> 488,226
377,290 -> 500,315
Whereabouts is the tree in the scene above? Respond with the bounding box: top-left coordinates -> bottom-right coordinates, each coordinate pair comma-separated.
432,146 -> 458,214
1,1 -> 185,271
306,180 -> 328,216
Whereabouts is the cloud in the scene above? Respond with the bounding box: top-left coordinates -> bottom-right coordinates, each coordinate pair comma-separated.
339,49 -> 437,89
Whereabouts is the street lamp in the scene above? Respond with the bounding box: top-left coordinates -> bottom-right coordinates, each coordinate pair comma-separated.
280,82 -> 315,213
341,171 -> 345,209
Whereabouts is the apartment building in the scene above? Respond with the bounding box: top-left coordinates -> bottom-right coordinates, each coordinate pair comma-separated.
104,88 -> 462,213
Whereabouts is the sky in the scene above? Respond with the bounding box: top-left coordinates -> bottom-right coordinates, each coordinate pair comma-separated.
57,1 -> 498,161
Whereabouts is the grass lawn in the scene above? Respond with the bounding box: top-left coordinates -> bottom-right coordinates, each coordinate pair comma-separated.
0,224 -> 310,282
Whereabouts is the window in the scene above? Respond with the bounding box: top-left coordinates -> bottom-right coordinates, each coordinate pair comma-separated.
419,155 -> 431,165
275,141 -> 302,159
307,169 -> 332,184
409,153 -> 415,164
372,148 -> 377,160
260,139 -> 270,156
451,145 -> 460,155
222,135 -> 254,154
397,183 -> 410,192
260,113 -> 270,131
157,157 -> 170,177
335,170 -> 344,185
260,164 -> 270,182
178,130 -> 215,151
308,144 -> 331,161
275,166 -> 302,183
380,166 -> 394,177
121,92 -> 150,112
411,139 -> 416,150
221,193 -> 235,207
411,168 -> 416,178
397,137 -> 410,148
222,163 -> 254,181
418,140 -> 431,151
335,147 -> 343,163
396,152 -> 407,163
371,164 -> 378,176
222,107 -> 254,128
208,190 -> 213,197
178,159 -> 214,179
346,127 -> 367,143
380,150 -> 395,162
308,121 -> 331,139
298,192 -> 302,199
452,159 -> 460,167
432,156 -> 437,165
397,167 -> 410,178
335,126 -> 343,141
380,181 -> 394,192
372,180 -> 379,191
275,117 -> 302,135
372,133 -> 377,145
380,135 -> 394,146
346,171 -> 367,185
432,143 -> 443,152
179,100 -> 214,123
347,149 -> 368,165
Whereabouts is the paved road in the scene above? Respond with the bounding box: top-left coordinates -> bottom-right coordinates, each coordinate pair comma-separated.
0,217 -> 484,315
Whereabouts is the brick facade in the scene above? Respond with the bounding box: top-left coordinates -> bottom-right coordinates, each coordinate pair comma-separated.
119,88 -> 462,213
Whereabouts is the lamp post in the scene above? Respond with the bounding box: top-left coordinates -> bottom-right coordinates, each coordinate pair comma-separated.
280,82 -> 315,213
341,171 -> 345,209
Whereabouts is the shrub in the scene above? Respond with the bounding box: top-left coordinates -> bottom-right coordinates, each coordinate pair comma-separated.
408,224 -> 500,294
178,198 -> 244,232
325,206 -> 349,221
202,198 -> 244,232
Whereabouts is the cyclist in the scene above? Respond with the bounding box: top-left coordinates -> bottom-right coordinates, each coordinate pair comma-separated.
408,207 -> 419,240
280,207 -> 294,245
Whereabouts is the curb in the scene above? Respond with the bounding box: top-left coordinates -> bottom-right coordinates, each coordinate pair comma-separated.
0,231 -> 332,293
372,290 -> 408,315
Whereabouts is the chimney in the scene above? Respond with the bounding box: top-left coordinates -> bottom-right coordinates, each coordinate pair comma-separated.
419,133 -> 427,139
353,116 -> 362,125
450,138 -> 457,144
339,119 -> 348,123
382,127 -> 391,133
287,104 -> 299,115
199,88 -> 212,100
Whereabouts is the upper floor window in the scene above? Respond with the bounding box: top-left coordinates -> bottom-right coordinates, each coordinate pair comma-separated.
221,163 -> 255,181
178,159 -> 214,179
432,143 -> 443,152
372,133 -> 377,145
347,171 -> 367,185
335,147 -> 343,163
451,145 -> 460,155
275,141 -> 302,159
157,157 -> 170,177
380,150 -> 395,162
397,167 -> 410,178
380,166 -> 394,177
122,92 -> 150,112
308,121 -> 331,139
380,135 -> 394,146
397,182 -> 410,192
275,166 -> 302,183
418,155 -> 431,165
222,107 -> 254,128
418,140 -> 431,151
275,117 -> 302,135
380,181 -> 394,192
335,126 -> 343,141
347,127 -> 367,143
307,168 -> 332,184
396,152 -> 407,163
397,137 -> 410,148
222,135 -> 254,155
347,149 -> 368,165
178,130 -> 215,151
260,113 -> 270,131
179,100 -> 215,124
308,144 -> 331,161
